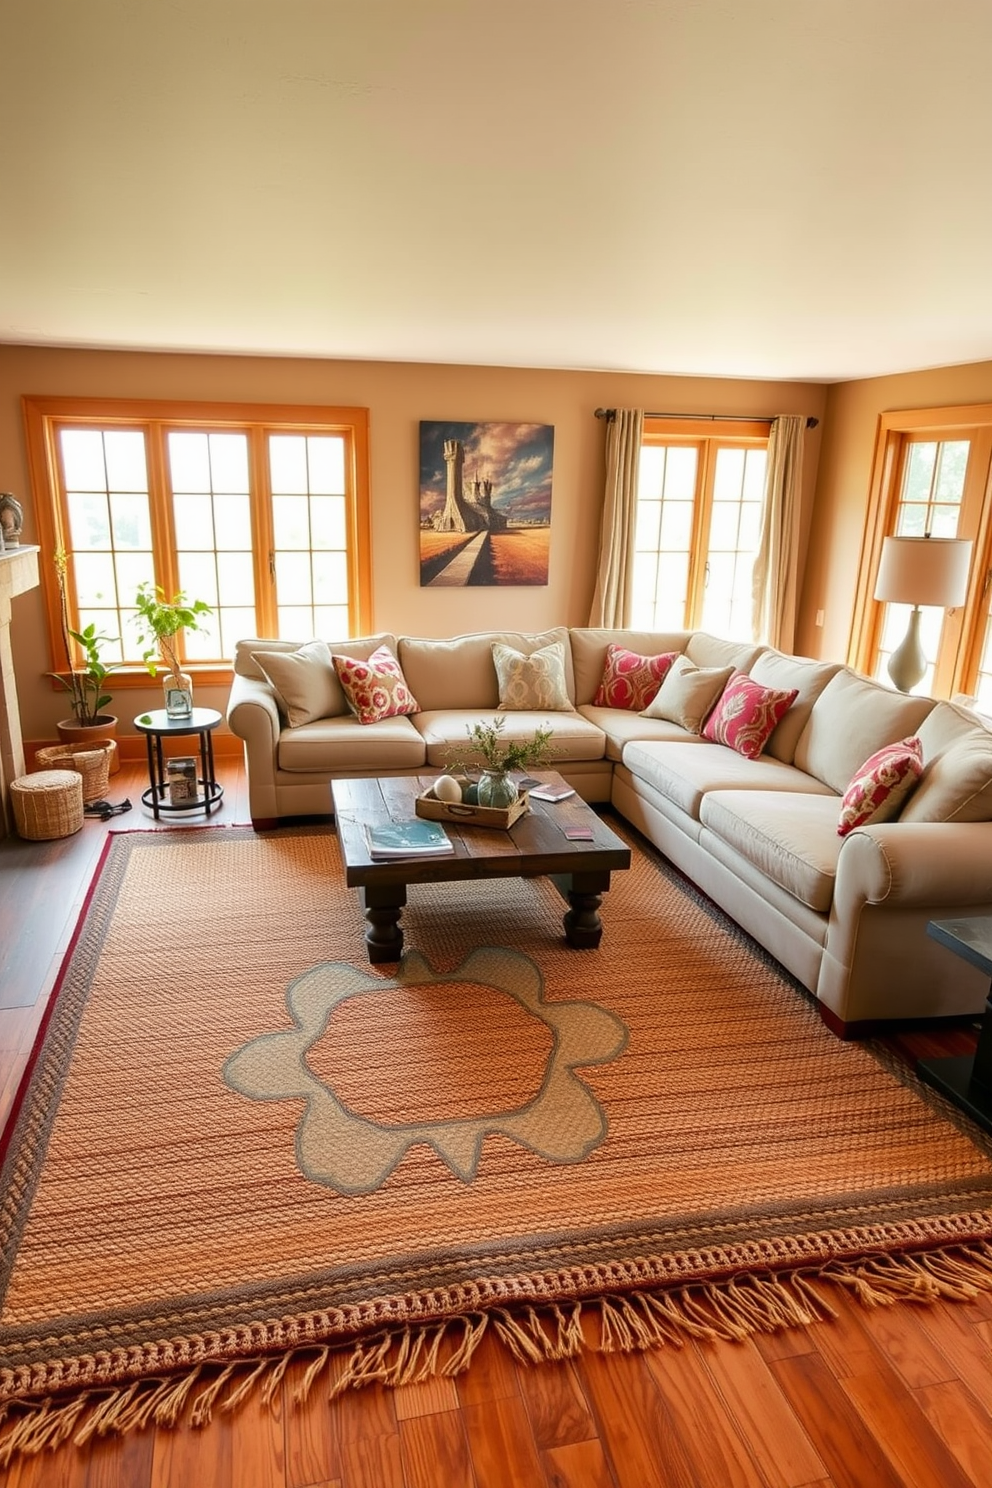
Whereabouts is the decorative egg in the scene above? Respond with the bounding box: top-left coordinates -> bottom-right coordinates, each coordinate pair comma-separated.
462,783 -> 480,806
433,774 -> 464,803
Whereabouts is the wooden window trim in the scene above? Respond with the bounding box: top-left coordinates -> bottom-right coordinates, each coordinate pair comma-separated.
639,420 -> 769,631
23,395 -> 372,691
850,403 -> 992,682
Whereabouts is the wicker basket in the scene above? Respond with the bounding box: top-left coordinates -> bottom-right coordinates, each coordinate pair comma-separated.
34,741 -> 115,803
10,770 -> 85,840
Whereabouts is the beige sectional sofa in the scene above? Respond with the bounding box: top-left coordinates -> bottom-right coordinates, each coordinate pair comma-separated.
227,625 -> 992,1035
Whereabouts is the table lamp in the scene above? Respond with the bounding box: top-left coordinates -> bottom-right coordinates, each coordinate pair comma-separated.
873,535 -> 973,692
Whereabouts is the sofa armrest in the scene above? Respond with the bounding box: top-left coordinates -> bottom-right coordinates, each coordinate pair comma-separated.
227,674 -> 281,822
836,821 -> 992,910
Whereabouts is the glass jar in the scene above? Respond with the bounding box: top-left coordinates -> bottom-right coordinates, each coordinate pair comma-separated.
477,770 -> 518,810
163,670 -> 194,718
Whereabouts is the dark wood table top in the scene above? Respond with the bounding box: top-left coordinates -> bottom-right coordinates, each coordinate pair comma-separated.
331,772 -> 631,887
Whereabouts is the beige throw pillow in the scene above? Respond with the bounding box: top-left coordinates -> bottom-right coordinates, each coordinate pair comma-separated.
640,656 -> 735,734
899,735 -> 992,823
251,640 -> 344,726
493,641 -> 574,711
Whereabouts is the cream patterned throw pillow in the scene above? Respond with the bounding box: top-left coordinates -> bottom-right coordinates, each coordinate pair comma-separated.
492,641 -> 573,711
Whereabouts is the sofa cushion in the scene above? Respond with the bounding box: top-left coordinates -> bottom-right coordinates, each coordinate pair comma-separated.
493,640 -> 574,711
413,710 -> 606,769
592,644 -> 677,711
747,650 -> 843,763
332,645 -> 419,725
568,628 -> 691,706
234,633 -> 396,688
622,739 -> 836,822
700,791 -> 845,913
684,633 -> 764,673
792,669 -> 934,795
641,657 -> 735,733
399,627 -> 573,712
579,705 -> 712,762
250,639 -> 345,726
277,714 -> 426,773
899,732 -> 992,823
702,672 -> 799,759
837,736 -> 924,836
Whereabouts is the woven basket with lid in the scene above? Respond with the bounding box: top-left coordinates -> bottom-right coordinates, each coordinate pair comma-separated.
34,740 -> 115,803
10,770 -> 84,840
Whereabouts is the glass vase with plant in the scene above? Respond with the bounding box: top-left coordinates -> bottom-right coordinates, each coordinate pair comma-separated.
446,718 -> 558,808
47,547 -> 122,731
133,581 -> 213,718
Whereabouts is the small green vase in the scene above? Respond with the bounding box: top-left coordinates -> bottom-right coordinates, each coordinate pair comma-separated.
477,770 -> 518,810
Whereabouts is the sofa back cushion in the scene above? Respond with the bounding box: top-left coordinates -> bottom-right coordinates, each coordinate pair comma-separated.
398,627 -> 573,712
899,703 -> 992,822
792,669 -> 934,795
568,628 -> 691,706
685,633 -> 764,673
234,634 -> 397,717
747,651 -> 843,764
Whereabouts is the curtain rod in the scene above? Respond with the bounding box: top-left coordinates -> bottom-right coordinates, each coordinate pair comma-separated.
594,408 -> 819,429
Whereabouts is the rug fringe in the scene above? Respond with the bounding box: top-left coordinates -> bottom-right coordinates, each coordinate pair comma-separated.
2,1242 -> 992,1466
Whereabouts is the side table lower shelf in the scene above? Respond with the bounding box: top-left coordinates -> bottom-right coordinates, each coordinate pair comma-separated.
917,916 -> 992,1137
140,780 -> 225,818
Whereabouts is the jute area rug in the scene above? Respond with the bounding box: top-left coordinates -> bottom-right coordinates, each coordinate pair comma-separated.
3,821 -> 992,1463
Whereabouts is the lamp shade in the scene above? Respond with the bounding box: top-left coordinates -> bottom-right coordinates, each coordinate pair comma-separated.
873,536 -> 973,608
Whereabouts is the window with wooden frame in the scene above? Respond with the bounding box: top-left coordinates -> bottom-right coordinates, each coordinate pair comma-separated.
850,404 -> 992,703
23,397 -> 372,691
632,418 -> 769,640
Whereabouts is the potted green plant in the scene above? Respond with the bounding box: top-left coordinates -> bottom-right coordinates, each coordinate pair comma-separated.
446,717 -> 558,808
133,581 -> 213,718
48,548 -> 122,752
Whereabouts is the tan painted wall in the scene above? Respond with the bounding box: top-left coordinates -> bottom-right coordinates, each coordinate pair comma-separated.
0,343 -> 825,746
799,359 -> 992,662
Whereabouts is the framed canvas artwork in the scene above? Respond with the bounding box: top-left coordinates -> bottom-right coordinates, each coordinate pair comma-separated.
419,421 -> 554,586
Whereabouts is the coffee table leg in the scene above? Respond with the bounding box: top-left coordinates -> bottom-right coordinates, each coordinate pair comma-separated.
553,871 -> 611,949
361,884 -> 406,963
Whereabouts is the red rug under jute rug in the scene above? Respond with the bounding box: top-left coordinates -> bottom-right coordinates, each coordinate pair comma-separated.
2,821 -> 992,1463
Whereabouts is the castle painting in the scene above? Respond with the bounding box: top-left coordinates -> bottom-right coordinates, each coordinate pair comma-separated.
419,421 -> 554,586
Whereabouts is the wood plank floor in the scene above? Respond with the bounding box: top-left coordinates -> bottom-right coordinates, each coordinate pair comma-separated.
2,758 -> 991,1488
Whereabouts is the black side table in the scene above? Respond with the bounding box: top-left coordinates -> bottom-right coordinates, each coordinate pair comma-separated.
134,707 -> 225,820
917,917 -> 992,1135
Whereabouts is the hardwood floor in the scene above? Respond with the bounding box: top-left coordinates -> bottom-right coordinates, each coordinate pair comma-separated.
2,758 -> 991,1488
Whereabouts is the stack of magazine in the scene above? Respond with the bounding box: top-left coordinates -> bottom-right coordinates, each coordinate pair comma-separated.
366,818 -> 454,860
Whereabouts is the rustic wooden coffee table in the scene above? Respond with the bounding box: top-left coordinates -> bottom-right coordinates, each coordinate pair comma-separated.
331,773 -> 632,963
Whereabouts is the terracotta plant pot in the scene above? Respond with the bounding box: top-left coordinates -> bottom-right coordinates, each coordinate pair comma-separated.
55,714 -> 120,776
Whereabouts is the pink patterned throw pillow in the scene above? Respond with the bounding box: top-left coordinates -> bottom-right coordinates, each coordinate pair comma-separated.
837,736 -> 924,837
332,645 -> 419,725
593,646 -> 678,711
702,671 -> 799,759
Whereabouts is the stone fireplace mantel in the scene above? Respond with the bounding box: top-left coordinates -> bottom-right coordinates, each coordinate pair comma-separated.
0,545 -> 41,838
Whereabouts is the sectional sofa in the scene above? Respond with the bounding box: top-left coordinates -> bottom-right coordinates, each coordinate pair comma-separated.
226,625 -> 992,1036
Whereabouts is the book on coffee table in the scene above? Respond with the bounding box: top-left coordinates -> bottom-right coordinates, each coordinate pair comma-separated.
529,783 -> 575,802
366,819 -> 454,859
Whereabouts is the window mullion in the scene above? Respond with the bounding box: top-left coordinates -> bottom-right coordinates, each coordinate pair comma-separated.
147,423 -> 180,602
250,426 -> 277,635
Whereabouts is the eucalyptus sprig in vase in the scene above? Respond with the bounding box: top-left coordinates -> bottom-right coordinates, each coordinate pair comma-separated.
447,717 -> 558,808
133,581 -> 213,718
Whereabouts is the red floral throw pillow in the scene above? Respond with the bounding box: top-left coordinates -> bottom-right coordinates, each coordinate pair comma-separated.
332,645 -> 419,725
837,736 -> 924,837
702,671 -> 799,759
593,645 -> 678,711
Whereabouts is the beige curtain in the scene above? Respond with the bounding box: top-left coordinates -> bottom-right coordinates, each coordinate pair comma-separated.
751,414 -> 805,649
587,408 -> 645,627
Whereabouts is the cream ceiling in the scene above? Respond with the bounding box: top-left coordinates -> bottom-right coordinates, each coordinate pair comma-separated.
2,1 -> 991,383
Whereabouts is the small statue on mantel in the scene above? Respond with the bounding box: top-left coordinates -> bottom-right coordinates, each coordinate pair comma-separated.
0,493 -> 24,548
